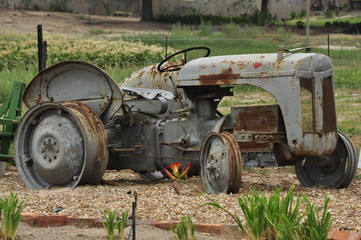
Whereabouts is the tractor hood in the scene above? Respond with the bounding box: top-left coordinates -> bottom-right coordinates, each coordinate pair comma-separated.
176,53 -> 333,86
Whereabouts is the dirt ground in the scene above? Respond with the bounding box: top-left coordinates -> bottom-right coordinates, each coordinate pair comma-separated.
16,222 -> 225,240
0,8 -> 170,36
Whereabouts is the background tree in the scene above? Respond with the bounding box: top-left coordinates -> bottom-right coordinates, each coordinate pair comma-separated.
141,0 -> 155,21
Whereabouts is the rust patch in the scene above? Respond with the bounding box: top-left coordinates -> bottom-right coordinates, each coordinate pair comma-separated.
220,132 -> 242,193
63,101 -> 108,183
233,105 -> 280,132
197,67 -> 241,85
237,142 -> 271,152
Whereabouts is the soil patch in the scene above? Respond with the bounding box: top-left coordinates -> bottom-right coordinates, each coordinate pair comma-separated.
0,9 -> 169,36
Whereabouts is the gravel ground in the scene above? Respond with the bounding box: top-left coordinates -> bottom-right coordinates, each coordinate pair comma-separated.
1,166 -> 360,234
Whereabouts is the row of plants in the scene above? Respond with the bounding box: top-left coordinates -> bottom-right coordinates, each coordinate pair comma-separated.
103,185 -> 332,240
0,36 -> 166,71
17,0 -> 72,12
104,164 -> 333,240
157,9 -> 277,26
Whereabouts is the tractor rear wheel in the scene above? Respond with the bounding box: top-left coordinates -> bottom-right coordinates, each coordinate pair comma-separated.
14,101 -> 108,189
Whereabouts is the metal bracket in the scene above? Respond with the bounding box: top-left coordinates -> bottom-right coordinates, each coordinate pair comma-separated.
234,131 -> 286,143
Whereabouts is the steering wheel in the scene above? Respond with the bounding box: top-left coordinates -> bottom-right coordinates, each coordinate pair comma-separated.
157,47 -> 211,72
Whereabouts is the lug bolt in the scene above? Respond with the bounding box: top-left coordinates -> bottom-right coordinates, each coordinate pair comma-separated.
41,149 -> 45,153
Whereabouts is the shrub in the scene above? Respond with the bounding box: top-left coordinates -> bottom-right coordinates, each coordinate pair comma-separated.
49,0 -> 72,13
157,11 -> 276,26
20,0 -> 32,10
290,11 -> 297,20
325,9 -> 334,18
31,3 -> 41,11
222,21 -> 241,37
298,10 -> 306,19
103,2 -> 112,16
198,19 -> 213,36
296,20 -> 305,29
332,20 -> 352,28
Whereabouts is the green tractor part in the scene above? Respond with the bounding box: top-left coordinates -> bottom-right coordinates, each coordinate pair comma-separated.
0,81 -> 26,172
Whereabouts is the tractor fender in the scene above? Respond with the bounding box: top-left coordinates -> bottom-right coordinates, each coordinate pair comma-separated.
23,61 -> 124,123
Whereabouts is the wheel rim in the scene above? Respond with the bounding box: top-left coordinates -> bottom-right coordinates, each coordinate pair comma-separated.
200,132 -> 242,194
295,132 -> 357,188
15,101 -> 108,189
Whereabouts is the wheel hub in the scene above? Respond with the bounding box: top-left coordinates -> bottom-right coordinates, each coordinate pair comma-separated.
206,157 -> 221,180
30,112 -> 84,186
317,155 -> 339,175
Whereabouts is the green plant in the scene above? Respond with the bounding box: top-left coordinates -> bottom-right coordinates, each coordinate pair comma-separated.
0,192 -> 25,240
103,1 -> 112,16
296,20 -> 305,29
198,19 -> 213,36
170,215 -> 195,240
88,29 -> 106,35
325,21 -> 331,27
222,21 -> 240,37
113,11 -> 130,17
20,0 -> 32,9
206,186 -> 332,240
116,210 -> 129,240
301,197 -> 332,240
104,211 -> 117,240
298,10 -> 306,19
32,3 -> 40,10
290,11 -> 297,20
103,209 -> 129,240
49,0 -> 72,13
325,9 -> 334,18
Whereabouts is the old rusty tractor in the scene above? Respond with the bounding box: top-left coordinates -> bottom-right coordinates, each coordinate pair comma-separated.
14,47 -> 357,193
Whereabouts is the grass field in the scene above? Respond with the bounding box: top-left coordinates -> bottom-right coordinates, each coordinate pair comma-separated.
1,24 -> 360,140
